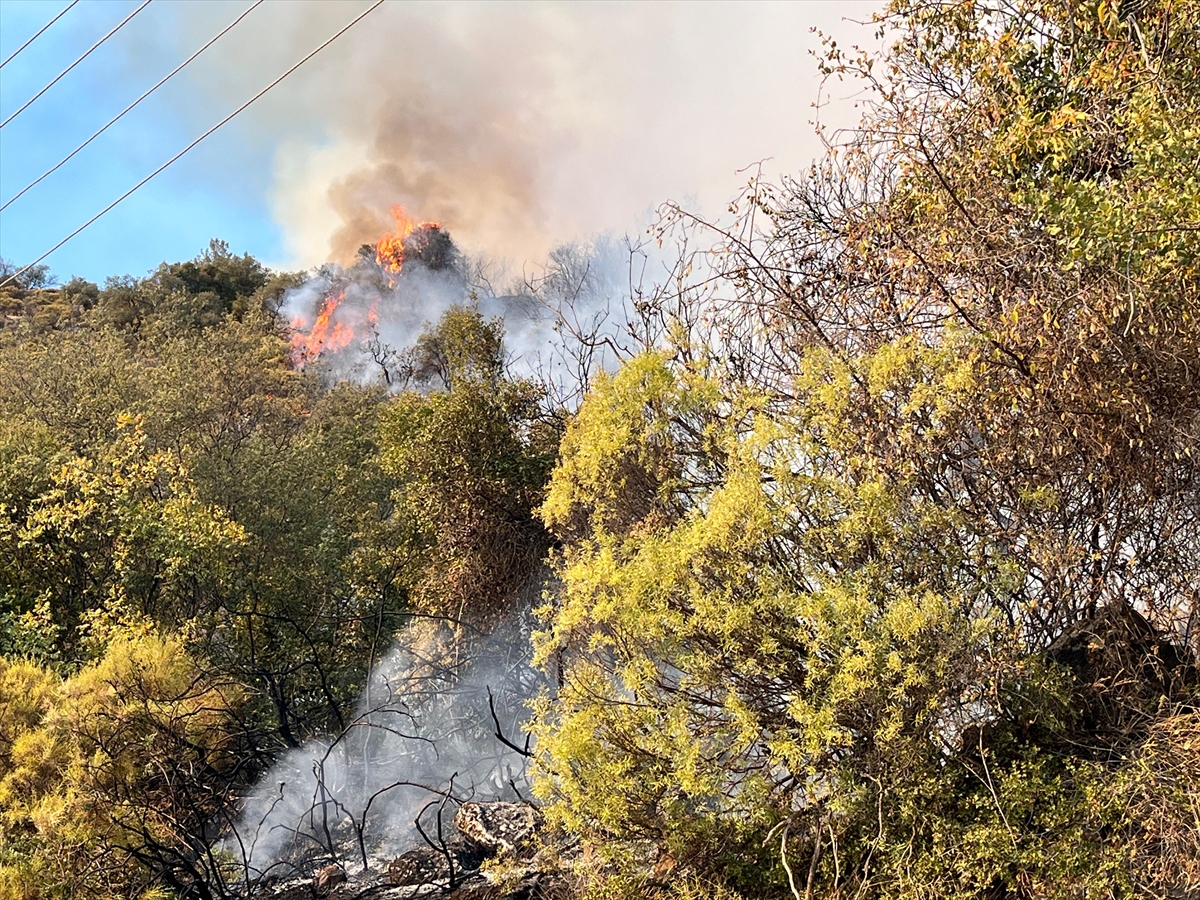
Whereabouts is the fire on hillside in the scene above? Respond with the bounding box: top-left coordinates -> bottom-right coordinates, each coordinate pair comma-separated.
289,206 -> 447,366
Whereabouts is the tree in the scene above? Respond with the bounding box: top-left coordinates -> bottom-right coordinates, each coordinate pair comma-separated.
153,240 -> 270,326
532,1 -> 1200,897
0,416 -> 244,661
0,252 -> 415,740
0,630 -> 245,900
379,307 -> 560,628
0,246 -> 431,893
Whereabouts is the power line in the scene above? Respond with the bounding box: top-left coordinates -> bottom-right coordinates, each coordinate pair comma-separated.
1,0 -> 266,214
0,0 -> 387,290
0,0 -> 80,71
0,0 -> 154,131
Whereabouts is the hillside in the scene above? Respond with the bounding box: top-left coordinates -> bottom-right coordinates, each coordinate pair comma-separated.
3,1 -> 1200,898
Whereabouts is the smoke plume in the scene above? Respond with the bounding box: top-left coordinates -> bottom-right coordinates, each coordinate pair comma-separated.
161,1 -> 883,270
185,1 -> 883,882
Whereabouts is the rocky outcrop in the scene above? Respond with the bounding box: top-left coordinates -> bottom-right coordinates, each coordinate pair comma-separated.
381,801 -> 543,890
959,601 -> 1198,768
1047,601 -> 1197,743
387,840 -> 486,887
454,802 -> 540,857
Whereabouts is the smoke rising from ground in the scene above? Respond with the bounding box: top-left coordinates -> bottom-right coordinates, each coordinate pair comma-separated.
226,611 -> 546,880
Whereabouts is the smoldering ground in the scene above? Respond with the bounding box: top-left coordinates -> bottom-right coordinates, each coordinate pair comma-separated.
223,609 -> 546,881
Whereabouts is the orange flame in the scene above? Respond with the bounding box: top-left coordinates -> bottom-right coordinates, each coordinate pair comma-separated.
292,289 -> 353,362
290,207 -> 441,367
375,206 -> 441,286
375,206 -> 416,279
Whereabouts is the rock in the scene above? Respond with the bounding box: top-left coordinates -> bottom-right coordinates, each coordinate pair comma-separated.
313,864 -> 346,896
959,602 -> 1199,767
388,840 -> 486,887
454,802 -> 540,856
1048,602 -> 1197,743
650,850 -> 677,881
441,880 -> 497,900
389,848 -> 448,887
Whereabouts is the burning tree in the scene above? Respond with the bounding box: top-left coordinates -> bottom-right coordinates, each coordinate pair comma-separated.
290,207 -> 460,371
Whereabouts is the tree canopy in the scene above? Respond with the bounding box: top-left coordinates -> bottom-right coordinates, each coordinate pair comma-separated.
531,1 -> 1200,897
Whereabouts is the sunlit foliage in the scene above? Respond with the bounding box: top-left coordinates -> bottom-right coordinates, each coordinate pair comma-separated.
0,631 -> 243,900
533,1 -> 1200,897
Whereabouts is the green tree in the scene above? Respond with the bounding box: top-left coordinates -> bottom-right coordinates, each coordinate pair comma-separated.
154,239 -> 269,318
0,251 -> 408,746
0,247 -> 422,892
379,307 -> 560,627
0,416 -> 244,660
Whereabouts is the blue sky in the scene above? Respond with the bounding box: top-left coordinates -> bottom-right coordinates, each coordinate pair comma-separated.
0,0 -> 292,283
0,0 -> 881,286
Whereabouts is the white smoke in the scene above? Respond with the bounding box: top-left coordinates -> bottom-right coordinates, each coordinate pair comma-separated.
283,229 -> 639,400
223,610 -> 546,882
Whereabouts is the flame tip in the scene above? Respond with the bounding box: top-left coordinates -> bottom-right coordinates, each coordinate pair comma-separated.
293,209 -> 441,366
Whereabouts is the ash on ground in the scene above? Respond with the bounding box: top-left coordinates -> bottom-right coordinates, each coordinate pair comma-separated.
256,800 -> 572,900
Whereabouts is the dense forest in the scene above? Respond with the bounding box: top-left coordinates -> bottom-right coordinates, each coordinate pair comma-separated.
3,0 -> 1200,897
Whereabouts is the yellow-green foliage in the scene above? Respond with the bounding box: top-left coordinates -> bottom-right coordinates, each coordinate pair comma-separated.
533,351 -> 996,881
0,415 -> 246,660
0,631 -> 242,900
535,352 -> 1196,897
0,295 -> 407,738
532,1 -> 1200,889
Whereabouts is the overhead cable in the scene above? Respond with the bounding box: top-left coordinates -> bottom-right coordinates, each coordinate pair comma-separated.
0,0 -> 387,290
0,0 -> 81,71
1,0 -> 266,213
0,0 -> 154,130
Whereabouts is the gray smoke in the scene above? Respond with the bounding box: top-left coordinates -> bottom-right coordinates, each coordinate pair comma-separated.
154,2 -> 884,270
223,610 -> 546,882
